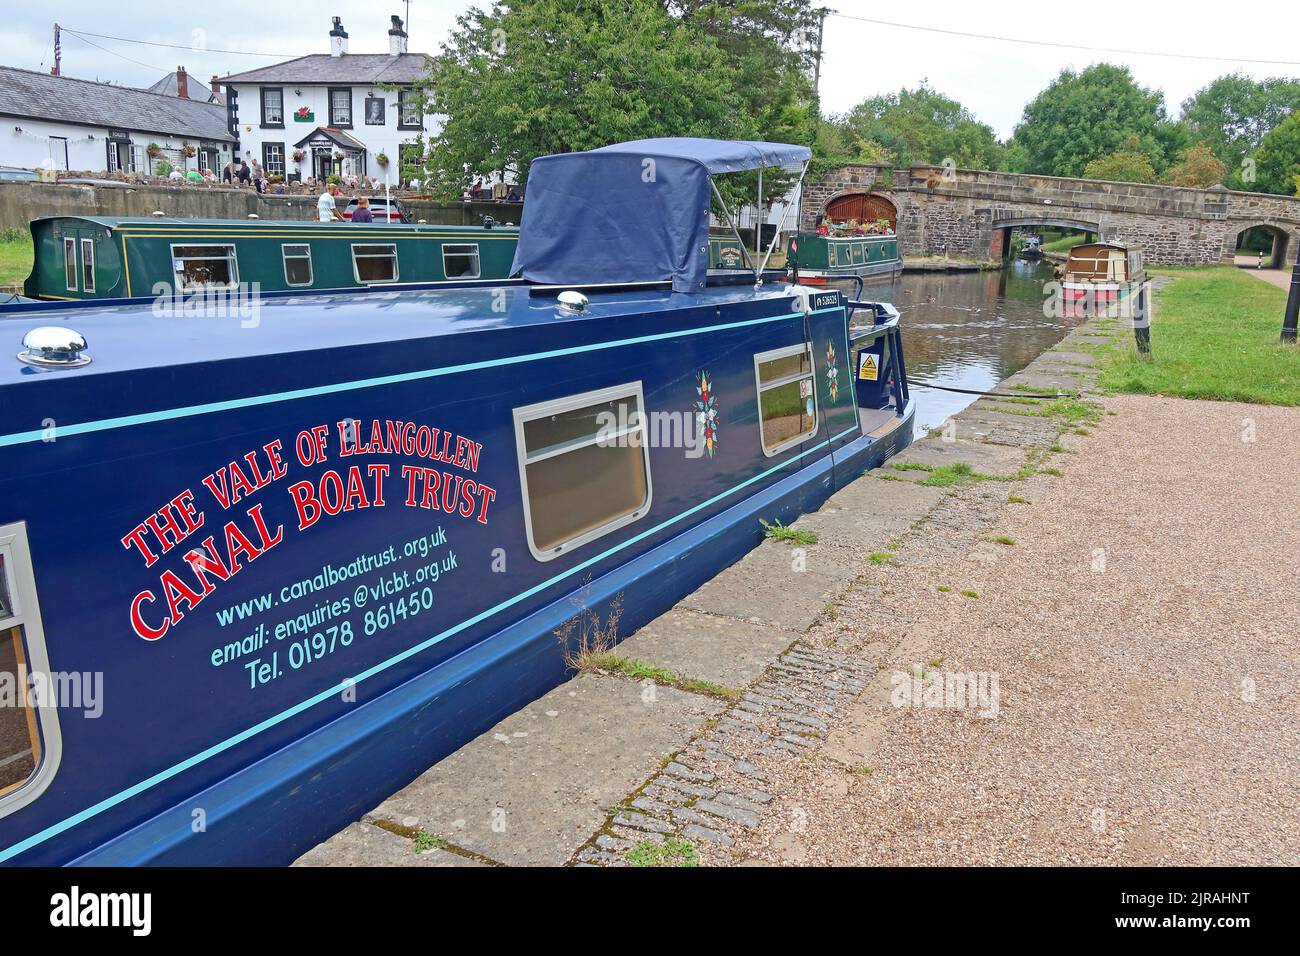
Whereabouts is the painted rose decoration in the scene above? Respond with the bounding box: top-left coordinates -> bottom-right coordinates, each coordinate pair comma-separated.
825,341 -> 840,403
694,370 -> 718,458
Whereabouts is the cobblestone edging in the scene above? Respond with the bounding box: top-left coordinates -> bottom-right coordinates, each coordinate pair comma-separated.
573,643 -> 876,865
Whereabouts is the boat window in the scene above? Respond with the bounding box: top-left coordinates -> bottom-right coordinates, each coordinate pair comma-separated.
0,523 -> 61,818
80,238 -> 95,293
63,237 -> 76,291
754,343 -> 819,456
513,383 -> 652,561
171,244 -> 239,290
282,244 -> 313,287
352,244 -> 399,284
443,243 -> 480,279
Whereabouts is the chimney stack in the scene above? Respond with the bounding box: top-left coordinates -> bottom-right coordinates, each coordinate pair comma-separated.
177,66 -> 189,99
388,15 -> 408,56
329,16 -> 349,57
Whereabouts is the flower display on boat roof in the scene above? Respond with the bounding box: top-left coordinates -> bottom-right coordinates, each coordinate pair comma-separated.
825,341 -> 840,403
694,370 -> 718,458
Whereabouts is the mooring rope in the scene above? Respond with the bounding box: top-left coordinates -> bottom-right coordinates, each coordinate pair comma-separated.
908,380 -> 1066,400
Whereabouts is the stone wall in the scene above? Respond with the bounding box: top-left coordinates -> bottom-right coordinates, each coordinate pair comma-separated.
800,164 -> 1300,266
0,181 -> 511,232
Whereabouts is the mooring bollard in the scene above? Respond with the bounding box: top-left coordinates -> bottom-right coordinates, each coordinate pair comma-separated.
1283,243 -> 1299,344
1134,283 -> 1152,356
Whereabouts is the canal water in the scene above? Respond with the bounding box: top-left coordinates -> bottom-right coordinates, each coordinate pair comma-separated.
857,258 -> 1088,433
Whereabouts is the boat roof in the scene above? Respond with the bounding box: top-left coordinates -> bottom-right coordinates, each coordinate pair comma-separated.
30,216 -> 518,232
0,281 -> 796,387
513,137 -> 811,293
591,138 -> 811,175
1068,242 -> 1128,254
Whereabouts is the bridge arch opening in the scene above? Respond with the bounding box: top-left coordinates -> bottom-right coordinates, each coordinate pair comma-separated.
822,193 -> 897,232
991,219 -> 1097,260
1233,225 -> 1292,270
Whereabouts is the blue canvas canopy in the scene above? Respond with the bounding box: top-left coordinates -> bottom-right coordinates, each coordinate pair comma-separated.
511,138 -> 812,293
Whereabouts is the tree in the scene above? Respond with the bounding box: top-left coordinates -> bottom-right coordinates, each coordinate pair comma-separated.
1010,64 -> 1174,178
1180,73 -> 1300,188
1083,134 -> 1157,183
1253,112 -> 1300,196
414,0 -> 744,198
1162,144 -> 1228,188
834,83 -> 1003,170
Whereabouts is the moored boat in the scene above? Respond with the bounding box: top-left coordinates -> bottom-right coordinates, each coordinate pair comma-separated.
1059,242 -> 1145,305
18,216 -> 520,302
786,231 -> 902,284
0,138 -> 913,865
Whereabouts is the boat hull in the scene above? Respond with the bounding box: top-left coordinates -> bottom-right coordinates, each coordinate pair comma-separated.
0,284 -> 912,865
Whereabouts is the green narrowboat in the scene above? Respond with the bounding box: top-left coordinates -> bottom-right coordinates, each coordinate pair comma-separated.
22,216 -> 520,301
786,232 -> 902,284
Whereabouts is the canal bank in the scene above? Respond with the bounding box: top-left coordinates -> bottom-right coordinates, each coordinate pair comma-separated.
296,299 -> 1137,867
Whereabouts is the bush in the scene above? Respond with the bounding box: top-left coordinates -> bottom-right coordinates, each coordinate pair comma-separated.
155,160 -> 173,177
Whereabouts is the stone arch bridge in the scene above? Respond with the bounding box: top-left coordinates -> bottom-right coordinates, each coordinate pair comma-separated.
801,165 -> 1300,267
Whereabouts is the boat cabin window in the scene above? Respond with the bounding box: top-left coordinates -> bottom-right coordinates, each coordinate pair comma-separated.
80,238 -> 95,293
63,237 -> 76,292
754,343 -> 819,456
171,244 -> 239,290
513,383 -> 653,561
443,243 -> 481,279
282,244 -> 314,287
0,523 -> 60,818
352,244 -> 399,284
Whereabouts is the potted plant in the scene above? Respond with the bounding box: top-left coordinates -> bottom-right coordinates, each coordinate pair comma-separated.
292,149 -> 305,163
181,144 -> 197,158
146,143 -> 163,159
375,151 -> 389,167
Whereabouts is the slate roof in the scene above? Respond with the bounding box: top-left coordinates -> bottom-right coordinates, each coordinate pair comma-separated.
0,65 -> 234,142
216,54 -> 431,86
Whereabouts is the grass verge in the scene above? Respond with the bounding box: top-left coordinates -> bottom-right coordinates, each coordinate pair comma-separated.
1097,266 -> 1300,405
0,232 -> 33,289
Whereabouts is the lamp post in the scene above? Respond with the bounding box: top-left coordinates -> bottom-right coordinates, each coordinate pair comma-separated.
1283,238 -> 1300,344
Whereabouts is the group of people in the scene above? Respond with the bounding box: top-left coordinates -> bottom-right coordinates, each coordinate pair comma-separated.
315,184 -> 379,222
462,179 -> 522,203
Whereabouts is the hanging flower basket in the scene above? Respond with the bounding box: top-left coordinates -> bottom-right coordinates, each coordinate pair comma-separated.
292,149 -> 305,163
375,151 -> 390,167
332,150 -> 345,161
181,144 -> 197,158
146,143 -> 163,159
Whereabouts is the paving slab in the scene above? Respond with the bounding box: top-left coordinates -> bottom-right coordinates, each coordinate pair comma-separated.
294,821 -> 485,867
790,508 -> 911,552
615,608 -> 794,690
999,369 -> 1086,393
365,673 -> 723,866
679,538 -> 860,631
885,436 -> 1029,478
1043,349 -> 1097,366
822,473 -> 947,518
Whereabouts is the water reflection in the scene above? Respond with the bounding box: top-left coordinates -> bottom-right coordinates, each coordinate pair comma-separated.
843,259 -> 1088,432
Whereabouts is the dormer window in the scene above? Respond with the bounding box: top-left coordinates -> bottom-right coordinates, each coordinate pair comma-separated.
260,87 -> 284,128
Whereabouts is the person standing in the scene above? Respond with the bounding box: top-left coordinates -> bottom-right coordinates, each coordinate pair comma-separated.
317,183 -> 342,222
350,196 -> 374,223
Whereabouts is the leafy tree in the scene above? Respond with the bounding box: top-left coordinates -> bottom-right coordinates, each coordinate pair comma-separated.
414,0 -> 744,199
1180,73 -> 1300,188
1083,134 -> 1157,183
1010,64 -> 1174,178
835,83 -> 1003,170
1161,144 -> 1228,188
1253,112 -> 1300,196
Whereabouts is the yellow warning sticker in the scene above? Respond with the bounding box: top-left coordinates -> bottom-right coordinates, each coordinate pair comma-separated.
859,353 -> 879,381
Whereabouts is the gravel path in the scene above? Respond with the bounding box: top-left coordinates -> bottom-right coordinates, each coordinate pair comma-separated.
726,394 -> 1300,866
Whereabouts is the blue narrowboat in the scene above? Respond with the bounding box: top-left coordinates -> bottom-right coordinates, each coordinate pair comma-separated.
0,138 -> 913,866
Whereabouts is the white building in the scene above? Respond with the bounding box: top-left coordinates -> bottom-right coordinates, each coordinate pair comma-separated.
214,15 -> 430,184
0,64 -> 234,173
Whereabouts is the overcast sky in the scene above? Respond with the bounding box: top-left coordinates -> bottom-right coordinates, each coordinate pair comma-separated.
5,1 -> 1298,140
